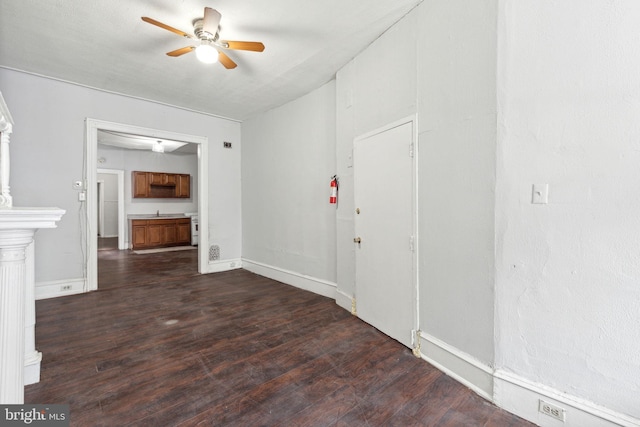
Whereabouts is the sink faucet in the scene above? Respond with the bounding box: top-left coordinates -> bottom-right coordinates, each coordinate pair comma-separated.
156,210 -> 160,217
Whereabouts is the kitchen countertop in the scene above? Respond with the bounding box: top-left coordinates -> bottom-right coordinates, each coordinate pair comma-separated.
128,213 -> 189,220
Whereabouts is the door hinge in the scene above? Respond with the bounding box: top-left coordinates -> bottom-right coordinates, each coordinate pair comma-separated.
409,143 -> 414,158
409,236 -> 415,252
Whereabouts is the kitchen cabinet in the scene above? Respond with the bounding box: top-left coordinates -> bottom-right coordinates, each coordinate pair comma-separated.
132,171 -> 190,199
132,171 -> 150,197
130,218 -> 192,249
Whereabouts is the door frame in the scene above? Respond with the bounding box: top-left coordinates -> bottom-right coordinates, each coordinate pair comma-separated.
85,118 -> 209,292
353,115 -> 419,348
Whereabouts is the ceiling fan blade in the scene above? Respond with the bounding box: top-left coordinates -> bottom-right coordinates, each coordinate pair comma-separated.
221,41 -> 265,52
167,46 -> 195,57
141,17 -> 193,38
203,7 -> 222,37
218,51 -> 237,69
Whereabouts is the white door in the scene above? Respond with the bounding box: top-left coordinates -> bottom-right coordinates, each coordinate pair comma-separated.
354,120 -> 415,348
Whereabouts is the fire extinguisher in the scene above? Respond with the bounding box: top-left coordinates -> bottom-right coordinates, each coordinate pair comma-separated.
329,175 -> 338,204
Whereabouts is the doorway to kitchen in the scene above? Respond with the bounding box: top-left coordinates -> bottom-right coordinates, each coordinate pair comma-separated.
85,118 -> 209,292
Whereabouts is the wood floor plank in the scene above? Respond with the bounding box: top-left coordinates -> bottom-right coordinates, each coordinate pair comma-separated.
24,248 -> 535,426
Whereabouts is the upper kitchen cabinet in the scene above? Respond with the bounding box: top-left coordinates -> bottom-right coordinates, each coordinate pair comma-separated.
132,171 -> 190,199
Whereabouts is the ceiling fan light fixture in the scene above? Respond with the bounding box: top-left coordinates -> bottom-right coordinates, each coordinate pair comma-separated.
195,44 -> 218,64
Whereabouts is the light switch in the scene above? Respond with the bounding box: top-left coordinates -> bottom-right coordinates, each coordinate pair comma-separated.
532,184 -> 549,204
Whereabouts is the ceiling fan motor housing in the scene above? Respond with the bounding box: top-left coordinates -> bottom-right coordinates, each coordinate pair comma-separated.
193,19 -> 219,41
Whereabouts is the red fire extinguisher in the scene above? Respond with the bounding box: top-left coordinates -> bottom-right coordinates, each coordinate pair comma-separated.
329,175 -> 338,204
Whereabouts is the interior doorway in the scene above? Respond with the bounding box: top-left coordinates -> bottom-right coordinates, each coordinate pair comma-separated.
354,117 -> 417,348
85,118 -> 210,292
97,168 -> 125,250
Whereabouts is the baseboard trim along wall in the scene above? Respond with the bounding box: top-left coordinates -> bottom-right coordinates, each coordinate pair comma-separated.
494,370 -> 640,427
207,258 -> 243,273
417,330 -> 639,427
418,331 -> 494,401
335,288 -> 353,313
36,278 -> 86,300
241,259 -> 336,299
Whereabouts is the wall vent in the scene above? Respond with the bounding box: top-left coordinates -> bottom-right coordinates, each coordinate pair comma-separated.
209,245 -> 220,261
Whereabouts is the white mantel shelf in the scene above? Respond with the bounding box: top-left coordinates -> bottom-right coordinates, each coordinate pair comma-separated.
0,207 -> 66,227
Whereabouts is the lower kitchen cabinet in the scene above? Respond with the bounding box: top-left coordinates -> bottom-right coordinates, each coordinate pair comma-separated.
130,218 -> 191,249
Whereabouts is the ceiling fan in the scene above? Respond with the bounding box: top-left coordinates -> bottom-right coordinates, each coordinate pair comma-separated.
141,7 -> 265,69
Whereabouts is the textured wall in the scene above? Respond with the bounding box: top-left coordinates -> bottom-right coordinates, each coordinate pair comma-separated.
496,0 -> 640,418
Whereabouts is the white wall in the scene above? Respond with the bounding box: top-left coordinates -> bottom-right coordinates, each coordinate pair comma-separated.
336,0 -> 497,379
97,172 -> 118,237
335,8 -> 419,304
495,0 -> 640,421
416,0 -> 497,370
0,68 -> 241,283
241,82 -> 336,292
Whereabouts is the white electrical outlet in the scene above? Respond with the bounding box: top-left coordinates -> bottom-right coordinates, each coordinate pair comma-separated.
539,399 -> 565,422
60,285 -> 72,291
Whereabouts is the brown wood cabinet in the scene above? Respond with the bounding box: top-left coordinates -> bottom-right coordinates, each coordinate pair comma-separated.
130,218 -> 192,249
132,171 -> 190,199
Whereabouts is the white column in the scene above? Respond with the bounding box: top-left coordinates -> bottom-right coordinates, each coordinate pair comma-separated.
0,208 -> 65,404
24,240 -> 40,385
0,131 -> 11,208
0,92 -> 13,209
0,229 -> 33,404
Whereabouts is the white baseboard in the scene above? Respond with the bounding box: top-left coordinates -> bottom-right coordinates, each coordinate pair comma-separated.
494,370 -> 640,427
35,278 -> 86,300
24,351 -> 42,385
241,259 -> 336,299
418,331 -> 494,401
335,288 -> 353,313
207,258 -> 242,273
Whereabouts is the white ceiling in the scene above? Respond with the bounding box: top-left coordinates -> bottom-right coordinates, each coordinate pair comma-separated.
0,0 -> 422,121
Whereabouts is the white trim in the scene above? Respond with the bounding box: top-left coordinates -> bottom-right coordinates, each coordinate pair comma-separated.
0,90 -> 14,132
494,370 -> 640,427
418,331 -> 494,401
335,288 -> 353,312
24,352 -> 42,386
242,259 -> 337,299
353,114 -> 419,349
353,115 -> 417,143
86,119 -> 210,292
207,258 -> 243,273
35,278 -> 86,300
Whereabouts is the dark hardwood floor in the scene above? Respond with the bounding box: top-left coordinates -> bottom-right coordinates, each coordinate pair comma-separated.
25,247 -> 535,426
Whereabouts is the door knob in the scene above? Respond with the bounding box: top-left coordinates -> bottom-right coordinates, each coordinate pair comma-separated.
353,237 -> 361,244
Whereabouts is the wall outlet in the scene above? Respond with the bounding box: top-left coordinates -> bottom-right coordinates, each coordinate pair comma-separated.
539,399 -> 565,422
223,141 -> 232,148
60,285 -> 72,291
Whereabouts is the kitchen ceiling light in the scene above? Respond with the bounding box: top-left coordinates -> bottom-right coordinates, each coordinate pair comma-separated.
152,141 -> 164,153
195,44 -> 218,64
